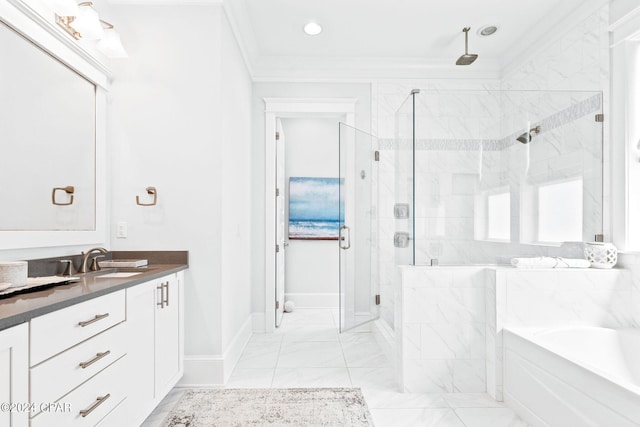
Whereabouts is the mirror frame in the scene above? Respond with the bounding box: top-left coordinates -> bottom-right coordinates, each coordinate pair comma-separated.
0,0 -> 109,249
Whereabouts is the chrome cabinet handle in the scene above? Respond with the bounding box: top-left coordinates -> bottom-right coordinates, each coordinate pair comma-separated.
157,283 -> 165,308
79,351 -> 111,369
79,394 -> 111,418
339,226 -> 351,250
78,313 -> 109,327
163,282 -> 169,307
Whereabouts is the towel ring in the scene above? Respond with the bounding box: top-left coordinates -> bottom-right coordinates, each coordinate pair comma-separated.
136,187 -> 157,206
52,186 -> 75,206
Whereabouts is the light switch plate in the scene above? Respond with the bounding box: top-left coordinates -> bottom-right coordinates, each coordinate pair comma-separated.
116,221 -> 128,238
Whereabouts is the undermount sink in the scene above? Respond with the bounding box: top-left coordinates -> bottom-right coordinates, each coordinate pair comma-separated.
96,272 -> 142,279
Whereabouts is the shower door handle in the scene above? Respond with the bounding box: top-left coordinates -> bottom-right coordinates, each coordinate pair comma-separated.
339,226 -> 351,250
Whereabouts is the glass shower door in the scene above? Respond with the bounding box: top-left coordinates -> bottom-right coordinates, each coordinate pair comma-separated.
338,123 -> 379,332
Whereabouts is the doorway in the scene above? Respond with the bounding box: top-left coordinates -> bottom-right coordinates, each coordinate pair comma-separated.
265,98 -> 366,333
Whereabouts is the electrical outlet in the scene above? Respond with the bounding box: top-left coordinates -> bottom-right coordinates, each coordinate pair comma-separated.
116,221 -> 128,238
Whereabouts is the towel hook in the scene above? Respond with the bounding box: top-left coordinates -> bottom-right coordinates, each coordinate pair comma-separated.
52,186 -> 75,206
136,186 -> 157,206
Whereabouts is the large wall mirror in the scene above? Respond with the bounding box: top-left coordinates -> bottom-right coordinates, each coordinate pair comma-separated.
0,9 -> 107,249
0,20 -> 96,231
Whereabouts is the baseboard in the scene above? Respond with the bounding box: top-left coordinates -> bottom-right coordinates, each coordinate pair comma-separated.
252,312 -> 265,333
180,315 -> 253,386
180,355 -> 225,386
372,318 -> 396,369
222,315 -> 253,383
285,292 -> 338,308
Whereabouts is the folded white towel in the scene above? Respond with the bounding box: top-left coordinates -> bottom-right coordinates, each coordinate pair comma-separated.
511,257 -> 590,269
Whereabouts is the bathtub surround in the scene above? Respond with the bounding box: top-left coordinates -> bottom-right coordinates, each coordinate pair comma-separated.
504,327 -> 640,427
510,257 -> 590,268
397,265 -> 634,401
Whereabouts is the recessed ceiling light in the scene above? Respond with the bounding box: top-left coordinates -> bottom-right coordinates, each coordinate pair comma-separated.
478,25 -> 499,37
303,22 -> 322,36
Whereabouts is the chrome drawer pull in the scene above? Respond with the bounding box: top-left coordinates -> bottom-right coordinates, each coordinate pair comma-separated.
79,350 -> 111,369
157,283 -> 165,308
79,393 -> 111,417
78,313 -> 110,327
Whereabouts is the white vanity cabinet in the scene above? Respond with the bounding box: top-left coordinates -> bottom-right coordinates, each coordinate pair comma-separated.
29,290 -> 128,427
0,323 -> 29,427
126,272 -> 184,426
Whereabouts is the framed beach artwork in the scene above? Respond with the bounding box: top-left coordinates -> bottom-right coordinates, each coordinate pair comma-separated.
288,177 -> 342,240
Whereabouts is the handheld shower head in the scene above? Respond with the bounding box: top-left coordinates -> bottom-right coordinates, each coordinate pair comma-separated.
516,126 -> 541,144
456,28 -> 478,66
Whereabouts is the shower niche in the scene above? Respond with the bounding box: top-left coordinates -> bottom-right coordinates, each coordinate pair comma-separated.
390,89 -> 604,266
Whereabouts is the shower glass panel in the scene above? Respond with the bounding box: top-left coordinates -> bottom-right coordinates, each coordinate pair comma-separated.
338,123 -> 380,332
395,89 -> 603,265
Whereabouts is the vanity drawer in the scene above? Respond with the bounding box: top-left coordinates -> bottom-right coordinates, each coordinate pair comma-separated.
30,356 -> 127,427
30,291 -> 125,366
30,323 -> 127,410
94,397 -> 128,427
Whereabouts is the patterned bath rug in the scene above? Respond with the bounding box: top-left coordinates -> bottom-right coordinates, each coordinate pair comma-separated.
162,388 -> 374,427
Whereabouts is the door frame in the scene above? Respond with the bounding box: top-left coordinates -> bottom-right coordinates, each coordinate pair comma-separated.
263,98 -> 356,332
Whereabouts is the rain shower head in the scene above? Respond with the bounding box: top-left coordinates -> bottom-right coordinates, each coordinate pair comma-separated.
456,27 -> 478,66
517,126 -> 541,144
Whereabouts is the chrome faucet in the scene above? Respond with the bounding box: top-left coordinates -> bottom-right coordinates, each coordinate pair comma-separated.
79,247 -> 108,273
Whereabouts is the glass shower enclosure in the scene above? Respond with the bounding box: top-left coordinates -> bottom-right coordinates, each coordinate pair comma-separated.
338,123 -> 380,332
392,89 -> 604,266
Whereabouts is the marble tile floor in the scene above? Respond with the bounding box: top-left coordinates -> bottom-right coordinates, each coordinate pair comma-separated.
142,309 -> 529,427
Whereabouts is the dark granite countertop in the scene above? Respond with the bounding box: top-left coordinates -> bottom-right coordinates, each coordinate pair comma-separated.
0,251 -> 188,331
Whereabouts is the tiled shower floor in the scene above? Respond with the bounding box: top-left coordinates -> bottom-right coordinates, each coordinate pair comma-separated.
143,309 -> 529,427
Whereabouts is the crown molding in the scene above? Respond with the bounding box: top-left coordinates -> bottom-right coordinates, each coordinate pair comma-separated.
106,0 -> 223,4
250,55 -> 501,82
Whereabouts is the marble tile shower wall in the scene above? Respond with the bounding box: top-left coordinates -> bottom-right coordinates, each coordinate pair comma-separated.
371,6 -> 609,332
397,267 -> 487,394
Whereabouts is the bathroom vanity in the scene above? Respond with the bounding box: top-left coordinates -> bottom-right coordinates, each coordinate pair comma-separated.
0,252 -> 188,427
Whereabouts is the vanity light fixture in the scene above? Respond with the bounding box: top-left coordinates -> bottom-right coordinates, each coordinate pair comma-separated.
97,20 -> 128,58
51,0 -> 79,16
72,2 -> 104,40
55,2 -> 102,40
303,22 -> 322,36
55,2 -> 127,58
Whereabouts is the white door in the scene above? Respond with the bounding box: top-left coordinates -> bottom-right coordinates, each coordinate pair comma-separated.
275,118 -> 286,327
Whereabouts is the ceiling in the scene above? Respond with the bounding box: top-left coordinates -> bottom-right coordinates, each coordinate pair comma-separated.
108,0 -> 606,80
226,0 -> 600,80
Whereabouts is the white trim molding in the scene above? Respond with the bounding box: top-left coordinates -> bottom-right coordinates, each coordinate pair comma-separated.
263,97 -> 356,333
181,315 -> 252,386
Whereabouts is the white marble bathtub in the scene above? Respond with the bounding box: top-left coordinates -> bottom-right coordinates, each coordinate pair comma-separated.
504,327 -> 640,427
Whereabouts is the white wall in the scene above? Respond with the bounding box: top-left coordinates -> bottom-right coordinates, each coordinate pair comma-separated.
250,83 -> 371,324
281,118 -> 340,307
220,13 -> 253,356
108,4 -> 252,384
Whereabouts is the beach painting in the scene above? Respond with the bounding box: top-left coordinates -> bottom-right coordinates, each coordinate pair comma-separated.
289,177 -> 342,240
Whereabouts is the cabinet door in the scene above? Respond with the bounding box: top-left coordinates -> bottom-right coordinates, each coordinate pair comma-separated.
125,280 -> 156,426
0,323 -> 28,427
155,274 -> 181,398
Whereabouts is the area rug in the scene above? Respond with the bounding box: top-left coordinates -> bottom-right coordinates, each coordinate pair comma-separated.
162,388 -> 374,427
